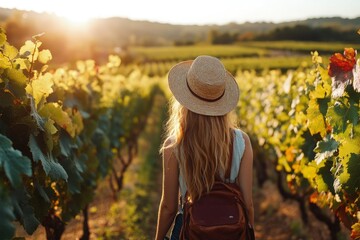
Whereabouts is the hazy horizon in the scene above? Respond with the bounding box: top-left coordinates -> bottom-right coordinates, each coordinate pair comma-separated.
1,0 -> 360,25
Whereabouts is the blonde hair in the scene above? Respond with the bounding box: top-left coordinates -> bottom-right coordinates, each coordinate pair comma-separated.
161,97 -> 236,200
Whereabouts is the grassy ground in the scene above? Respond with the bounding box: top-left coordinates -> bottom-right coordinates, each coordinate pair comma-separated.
120,41 -> 352,76
129,41 -> 358,62
239,41 -> 360,55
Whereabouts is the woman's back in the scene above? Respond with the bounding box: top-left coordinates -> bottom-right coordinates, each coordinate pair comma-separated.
155,55 -> 254,240
177,128 -> 246,203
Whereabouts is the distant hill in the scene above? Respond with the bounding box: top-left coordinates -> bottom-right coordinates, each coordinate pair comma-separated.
1,7 -> 359,45
0,7 -> 359,63
89,16 -> 360,45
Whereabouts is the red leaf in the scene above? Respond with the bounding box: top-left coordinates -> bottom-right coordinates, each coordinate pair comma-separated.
328,48 -> 357,78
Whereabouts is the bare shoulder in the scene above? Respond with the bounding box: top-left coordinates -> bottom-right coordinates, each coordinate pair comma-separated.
241,130 -> 251,145
235,128 -> 251,146
163,136 -> 176,151
162,136 -> 177,163
164,136 -> 175,147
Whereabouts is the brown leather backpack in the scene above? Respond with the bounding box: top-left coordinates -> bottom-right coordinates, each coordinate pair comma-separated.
179,156 -> 254,240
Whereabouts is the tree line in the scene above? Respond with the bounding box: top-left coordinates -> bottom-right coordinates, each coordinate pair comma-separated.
195,25 -> 359,45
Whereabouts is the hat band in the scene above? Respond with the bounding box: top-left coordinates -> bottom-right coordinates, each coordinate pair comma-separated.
186,79 -> 225,102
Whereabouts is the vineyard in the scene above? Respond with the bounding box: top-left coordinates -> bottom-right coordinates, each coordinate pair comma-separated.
0,26 -> 359,240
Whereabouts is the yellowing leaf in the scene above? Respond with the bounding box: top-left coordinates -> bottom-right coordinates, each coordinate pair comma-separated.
6,68 -> 27,98
351,222 -> 360,240
3,44 -> 18,60
38,49 -> 52,64
302,165 -> 317,180
39,103 -> 75,137
45,119 -> 58,135
19,40 -> 40,62
339,137 -> 360,159
0,29 -> 6,45
285,146 -> 295,162
0,52 -> 12,69
307,99 -> 326,137
29,73 -> 54,106
13,58 -> 31,70
107,55 -> 121,68
315,174 -> 328,192
72,110 -> 84,135
6,68 -> 27,85
312,51 -> 323,64
44,119 -> 55,151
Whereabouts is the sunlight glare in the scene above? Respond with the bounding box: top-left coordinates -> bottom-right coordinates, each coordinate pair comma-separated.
51,4 -> 98,25
57,10 -> 92,25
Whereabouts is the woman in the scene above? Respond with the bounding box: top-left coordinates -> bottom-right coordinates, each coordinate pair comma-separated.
155,55 -> 254,240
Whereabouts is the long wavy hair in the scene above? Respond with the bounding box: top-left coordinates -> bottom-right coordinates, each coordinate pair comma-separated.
162,97 -> 236,200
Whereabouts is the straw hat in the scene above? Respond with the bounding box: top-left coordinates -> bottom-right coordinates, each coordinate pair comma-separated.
168,55 -> 239,116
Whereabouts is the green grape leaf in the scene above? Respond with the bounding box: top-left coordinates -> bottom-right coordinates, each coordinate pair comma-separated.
66,108 -> 84,136
338,153 -> 360,191
44,119 -> 57,151
61,156 -> 84,194
0,134 -> 32,187
12,187 -> 40,235
39,103 -> 75,137
316,161 -> 335,193
31,181 -> 52,219
340,153 -> 360,194
28,135 -> 68,181
309,81 -> 331,99
348,98 -> 359,126
0,185 -> 16,240
3,44 -> 19,60
314,174 -> 328,192
44,118 -> 57,135
307,98 -> 326,137
327,99 -> 358,134
38,49 -> 52,64
6,68 -> 27,98
0,89 -> 14,107
0,52 -> 12,69
34,181 -> 50,203
59,131 -> 73,157
317,98 -> 330,117
28,95 -> 45,131
314,135 -> 339,165
337,124 -> 360,159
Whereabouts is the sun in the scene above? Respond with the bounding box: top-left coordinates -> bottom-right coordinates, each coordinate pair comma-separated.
51,4 -> 97,25
57,11 -> 92,25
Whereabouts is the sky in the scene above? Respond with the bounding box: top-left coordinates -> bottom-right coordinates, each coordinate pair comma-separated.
1,0 -> 360,25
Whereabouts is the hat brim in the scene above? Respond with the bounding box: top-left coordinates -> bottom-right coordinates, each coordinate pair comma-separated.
168,60 -> 239,116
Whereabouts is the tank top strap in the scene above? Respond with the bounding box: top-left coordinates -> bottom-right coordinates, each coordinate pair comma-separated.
229,129 -> 245,182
